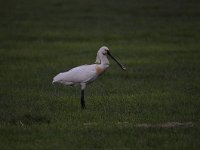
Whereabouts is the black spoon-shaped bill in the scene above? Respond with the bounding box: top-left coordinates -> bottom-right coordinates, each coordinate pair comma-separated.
107,51 -> 126,70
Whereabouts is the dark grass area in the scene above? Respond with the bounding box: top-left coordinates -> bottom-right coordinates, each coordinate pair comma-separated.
0,0 -> 200,149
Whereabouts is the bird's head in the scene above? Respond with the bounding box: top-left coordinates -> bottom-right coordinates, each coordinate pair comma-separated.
95,46 -> 126,70
99,46 -> 110,55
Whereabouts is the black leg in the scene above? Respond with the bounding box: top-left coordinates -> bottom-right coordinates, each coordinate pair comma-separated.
81,90 -> 86,109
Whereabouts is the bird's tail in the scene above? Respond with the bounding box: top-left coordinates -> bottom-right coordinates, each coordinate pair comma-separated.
52,80 -> 56,85
52,75 -> 58,85
52,76 -> 59,85
52,73 -> 62,85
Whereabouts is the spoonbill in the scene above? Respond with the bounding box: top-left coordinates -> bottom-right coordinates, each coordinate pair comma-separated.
52,46 -> 126,109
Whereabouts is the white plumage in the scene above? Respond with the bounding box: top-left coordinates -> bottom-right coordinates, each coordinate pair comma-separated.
52,46 -> 126,109
53,64 -> 98,85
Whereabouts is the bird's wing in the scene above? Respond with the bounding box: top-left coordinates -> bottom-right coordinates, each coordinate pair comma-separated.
53,64 -> 98,84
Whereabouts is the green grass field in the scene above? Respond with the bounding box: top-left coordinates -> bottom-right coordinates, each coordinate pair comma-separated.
1,0 -> 200,149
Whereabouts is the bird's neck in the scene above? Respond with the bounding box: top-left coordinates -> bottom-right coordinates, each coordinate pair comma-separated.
100,63 -> 109,70
95,53 -> 110,69
95,55 -> 109,74
100,54 -> 109,65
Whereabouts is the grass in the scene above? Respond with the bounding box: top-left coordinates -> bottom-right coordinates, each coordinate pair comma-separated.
0,0 -> 200,149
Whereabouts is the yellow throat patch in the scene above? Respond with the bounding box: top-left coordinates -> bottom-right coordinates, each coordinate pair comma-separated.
96,66 -> 104,74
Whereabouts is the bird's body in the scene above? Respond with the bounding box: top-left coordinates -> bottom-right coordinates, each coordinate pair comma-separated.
53,63 -> 108,86
52,46 -> 126,109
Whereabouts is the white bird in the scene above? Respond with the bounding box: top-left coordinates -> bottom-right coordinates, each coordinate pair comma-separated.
52,46 -> 126,109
